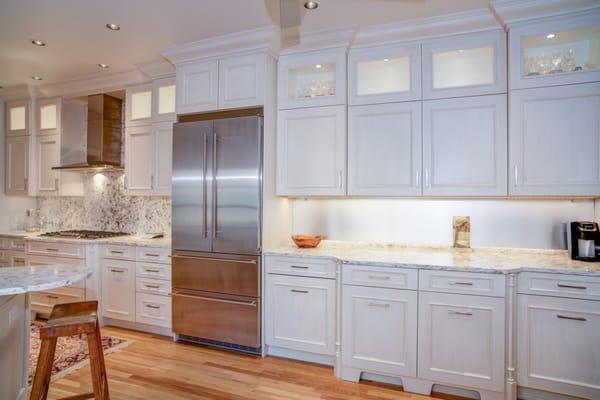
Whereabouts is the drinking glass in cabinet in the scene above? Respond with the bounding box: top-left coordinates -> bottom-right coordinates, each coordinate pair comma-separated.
357,57 -> 411,95
287,63 -> 336,99
432,46 -> 495,89
522,27 -> 600,77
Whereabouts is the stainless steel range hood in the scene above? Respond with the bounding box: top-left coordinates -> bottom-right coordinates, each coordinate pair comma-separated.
53,94 -> 123,171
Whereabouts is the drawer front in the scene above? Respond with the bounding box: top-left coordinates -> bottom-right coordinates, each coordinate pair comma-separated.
0,238 -> 8,250
136,277 -> 171,296
8,252 -> 27,267
265,255 -> 335,278
518,272 -> 600,301
136,262 -> 171,281
137,247 -> 171,264
102,244 -> 136,261
31,288 -> 86,313
27,241 -> 85,258
9,239 -> 26,251
0,250 -> 8,262
419,270 -> 506,298
136,293 -> 172,329
27,255 -> 86,288
343,264 -> 418,290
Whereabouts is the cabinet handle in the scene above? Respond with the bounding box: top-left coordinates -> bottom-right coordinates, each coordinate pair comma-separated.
291,289 -> 309,293
557,314 -> 587,322
145,268 -> 161,273
46,295 -> 59,299
557,283 -> 586,290
368,275 -> 391,281
145,304 -> 161,309
338,170 -> 343,188
110,250 -> 124,254
110,268 -> 125,273
513,165 -> 518,186
24,178 -> 28,191
448,310 -> 473,316
424,169 -> 430,188
145,284 -> 160,289
290,265 -> 309,269
151,175 -> 154,189
14,258 -> 26,263
46,248 -> 59,252
449,281 -> 474,286
415,169 -> 420,188
368,302 -> 390,308
145,253 -> 160,257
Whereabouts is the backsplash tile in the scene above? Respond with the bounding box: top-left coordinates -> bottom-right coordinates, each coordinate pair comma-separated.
38,172 -> 170,234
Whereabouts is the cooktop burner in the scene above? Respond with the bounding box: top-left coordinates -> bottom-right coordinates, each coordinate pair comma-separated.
40,230 -> 130,239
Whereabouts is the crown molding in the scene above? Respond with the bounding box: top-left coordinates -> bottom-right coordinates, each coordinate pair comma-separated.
161,25 -> 280,65
0,84 -> 36,101
352,8 -> 502,48
136,58 -> 175,79
491,0 -> 600,25
279,26 -> 358,55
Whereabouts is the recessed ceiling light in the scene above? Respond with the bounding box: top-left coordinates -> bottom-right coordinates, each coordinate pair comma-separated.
31,76 -> 43,81
315,64 -> 322,69
98,63 -> 110,69
106,23 -> 120,31
31,39 -> 46,46
383,58 -> 390,62
546,33 -> 556,39
304,1 -> 318,10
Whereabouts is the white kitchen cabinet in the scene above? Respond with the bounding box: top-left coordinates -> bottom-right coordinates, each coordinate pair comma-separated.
37,98 -> 61,136
152,77 -> 176,123
5,135 -> 29,195
342,285 -> 417,379
418,291 -> 505,393
101,259 -> 136,322
5,100 -> 29,137
276,105 -> 346,196
218,53 -> 265,109
422,30 -> 506,99
517,294 -> 600,399
36,134 -> 59,195
176,60 -> 219,114
349,43 -> 421,105
265,274 -> 336,355
509,83 -> 600,196
126,84 -> 153,127
423,94 -> 507,196
153,122 -> 173,195
125,125 -> 154,194
136,292 -> 172,329
278,48 -> 346,109
509,12 -> 600,90
348,102 -> 421,196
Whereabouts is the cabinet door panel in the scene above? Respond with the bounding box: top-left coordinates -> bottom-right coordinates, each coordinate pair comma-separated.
5,136 -> 29,195
6,100 -> 29,136
37,98 -> 61,135
126,84 -> 153,127
423,94 -> 507,196
277,105 -> 346,196
154,122 -> 173,195
510,83 -> 600,196
37,135 -> 59,194
517,295 -> 600,399
101,259 -> 135,321
152,77 -> 176,123
342,285 -> 417,377
348,102 -> 421,196
125,126 -> 155,194
176,60 -> 219,114
219,53 -> 265,109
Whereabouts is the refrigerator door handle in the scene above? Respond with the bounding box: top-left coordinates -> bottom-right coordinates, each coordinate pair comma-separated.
212,131 -> 218,239
203,134 -> 208,238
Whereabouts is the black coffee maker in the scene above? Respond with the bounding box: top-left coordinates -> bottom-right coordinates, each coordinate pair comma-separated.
568,221 -> 600,262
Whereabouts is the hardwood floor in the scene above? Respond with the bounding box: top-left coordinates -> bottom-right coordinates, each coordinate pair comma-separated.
47,326 -> 459,400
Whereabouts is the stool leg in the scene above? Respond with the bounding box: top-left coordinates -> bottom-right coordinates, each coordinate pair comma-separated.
87,323 -> 110,400
30,337 -> 57,400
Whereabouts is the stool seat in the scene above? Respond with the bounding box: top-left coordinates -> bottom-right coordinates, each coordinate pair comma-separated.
41,314 -> 98,339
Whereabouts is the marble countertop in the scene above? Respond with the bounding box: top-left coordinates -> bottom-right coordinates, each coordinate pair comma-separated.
0,264 -> 91,296
265,241 -> 600,276
0,232 -> 171,248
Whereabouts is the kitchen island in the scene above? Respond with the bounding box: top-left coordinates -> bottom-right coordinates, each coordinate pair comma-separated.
0,264 -> 90,400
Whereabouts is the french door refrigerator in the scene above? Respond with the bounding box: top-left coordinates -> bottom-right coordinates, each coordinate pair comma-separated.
171,109 -> 263,354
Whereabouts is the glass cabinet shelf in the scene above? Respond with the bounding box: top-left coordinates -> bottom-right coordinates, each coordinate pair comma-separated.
357,57 -> 411,95
287,63 -> 336,99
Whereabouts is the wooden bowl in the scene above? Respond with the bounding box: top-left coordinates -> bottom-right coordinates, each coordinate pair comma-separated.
291,234 -> 323,248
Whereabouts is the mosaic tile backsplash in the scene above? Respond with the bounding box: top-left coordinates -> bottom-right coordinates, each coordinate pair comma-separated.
37,172 -> 171,234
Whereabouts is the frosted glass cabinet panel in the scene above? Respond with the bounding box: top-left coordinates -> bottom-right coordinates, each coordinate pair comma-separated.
509,13 -> 600,89
6,100 -> 29,136
278,48 -> 346,109
152,77 -> 176,122
37,98 -> 61,135
158,86 -> 175,114
126,84 -> 153,126
349,44 -> 421,105
423,30 -> 506,99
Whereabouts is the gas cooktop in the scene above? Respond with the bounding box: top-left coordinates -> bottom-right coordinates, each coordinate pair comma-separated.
39,230 -> 130,240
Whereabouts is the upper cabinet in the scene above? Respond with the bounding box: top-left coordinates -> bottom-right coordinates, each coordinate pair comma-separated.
126,84 -> 153,127
152,77 -> 176,123
278,48 -> 347,109
37,98 -> 61,135
349,43 -> 421,105
5,135 -> 29,195
6,100 -> 29,137
509,13 -> 600,90
175,59 -> 216,115
422,30 -> 507,99
218,53 -> 265,109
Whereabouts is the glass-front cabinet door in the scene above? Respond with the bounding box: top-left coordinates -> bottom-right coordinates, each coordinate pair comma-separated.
6,100 -> 29,137
422,30 -> 506,99
37,98 -> 61,135
278,48 -> 346,109
152,77 -> 176,123
126,83 -> 153,127
349,43 -> 421,105
509,13 -> 600,89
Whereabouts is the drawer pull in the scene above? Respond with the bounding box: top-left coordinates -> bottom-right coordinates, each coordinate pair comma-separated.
368,275 -> 391,281
110,268 -> 125,273
368,302 -> 390,308
46,248 -> 60,252
145,253 -> 160,257
110,250 -> 124,254
448,310 -> 473,316
145,269 -> 161,273
291,289 -> 309,293
290,265 -> 309,269
14,257 -> 26,263
145,304 -> 161,309
557,283 -> 587,290
46,295 -> 59,299
449,281 -> 474,286
145,284 -> 160,289
557,314 -> 587,322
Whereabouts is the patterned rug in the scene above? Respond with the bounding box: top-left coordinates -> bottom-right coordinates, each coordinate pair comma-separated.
28,321 -> 130,385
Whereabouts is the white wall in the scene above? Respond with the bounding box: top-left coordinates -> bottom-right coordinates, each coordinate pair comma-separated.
292,198 -> 594,249
0,99 -> 37,230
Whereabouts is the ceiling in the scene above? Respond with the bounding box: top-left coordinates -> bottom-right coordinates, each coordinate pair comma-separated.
0,0 -> 490,88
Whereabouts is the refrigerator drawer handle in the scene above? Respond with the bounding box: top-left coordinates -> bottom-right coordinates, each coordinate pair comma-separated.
174,293 -> 257,307
171,254 -> 257,264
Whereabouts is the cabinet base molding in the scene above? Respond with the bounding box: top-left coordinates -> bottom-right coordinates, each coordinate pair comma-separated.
266,345 -> 335,367
103,317 -> 173,337
518,387 -> 589,400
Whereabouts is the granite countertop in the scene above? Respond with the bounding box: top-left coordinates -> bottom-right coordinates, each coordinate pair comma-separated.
0,232 -> 171,248
265,241 -> 600,276
0,264 -> 91,296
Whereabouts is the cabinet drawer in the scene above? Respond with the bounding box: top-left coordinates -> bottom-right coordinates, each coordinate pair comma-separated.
136,247 -> 171,264
31,288 -> 85,313
9,239 -> 26,251
0,238 -> 9,250
136,262 -> 171,281
136,277 -> 171,296
102,244 -> 136,261
419,270 -> 506,298
27,241 -> 85,258
27,255 -> 86,288
0,250 -> 8,262
136,293 -> 172,329
265,255 -> 335,278
343,264 -> 417,290
518,272 -> 600,301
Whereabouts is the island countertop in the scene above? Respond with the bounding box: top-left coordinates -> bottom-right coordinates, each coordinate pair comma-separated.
0,264 -> 91,296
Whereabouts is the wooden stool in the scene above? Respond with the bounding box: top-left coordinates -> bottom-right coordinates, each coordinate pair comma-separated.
30,300 -> 110,400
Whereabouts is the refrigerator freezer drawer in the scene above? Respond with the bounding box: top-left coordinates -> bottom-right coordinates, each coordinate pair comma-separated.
172,292 -> 260,348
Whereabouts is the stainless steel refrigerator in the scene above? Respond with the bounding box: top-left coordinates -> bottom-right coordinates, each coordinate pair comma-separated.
171,108 -> 263,354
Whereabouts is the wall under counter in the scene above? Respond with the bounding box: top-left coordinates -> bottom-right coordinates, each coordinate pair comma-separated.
292,198 -> 594,249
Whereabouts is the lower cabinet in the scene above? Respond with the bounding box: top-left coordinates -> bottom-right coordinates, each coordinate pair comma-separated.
342,285 -> 417,377
417,291 -> 505,393
101,259 -> 136,322
517,294 -> 600,400
136,292 -> 171,329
